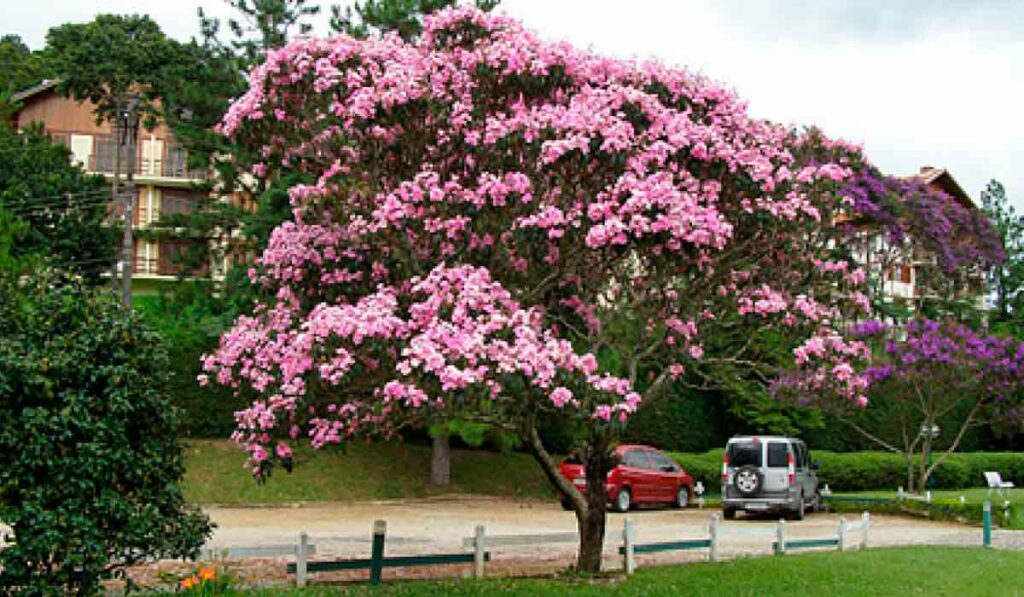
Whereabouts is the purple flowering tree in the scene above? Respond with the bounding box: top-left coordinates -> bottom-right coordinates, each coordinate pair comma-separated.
842,319 -> 1024,491
794,128 -> 1004,318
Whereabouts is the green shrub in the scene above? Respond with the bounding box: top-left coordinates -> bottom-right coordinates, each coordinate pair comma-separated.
0,273 -> 212,594
815,451 -> 908,491
668,448 -> 1024,493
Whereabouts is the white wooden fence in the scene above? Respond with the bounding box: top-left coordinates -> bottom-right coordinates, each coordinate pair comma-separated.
199,511 -> 874,586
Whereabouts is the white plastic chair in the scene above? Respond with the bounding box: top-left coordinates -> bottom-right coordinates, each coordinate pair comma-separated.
984,471 -> 1015,499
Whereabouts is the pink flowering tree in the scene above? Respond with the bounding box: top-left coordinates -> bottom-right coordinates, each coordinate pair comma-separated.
202,7 -> 871,570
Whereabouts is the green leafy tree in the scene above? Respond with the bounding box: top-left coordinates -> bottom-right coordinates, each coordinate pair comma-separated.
0,207 -> 34,275
0,34 -> 54,94
0,271 -> 212,595
46,15 -> 178,127
330,0 -> 499,40
982,180 -> 1024,328
0,123 -> 116,283
223,0 -> 321,63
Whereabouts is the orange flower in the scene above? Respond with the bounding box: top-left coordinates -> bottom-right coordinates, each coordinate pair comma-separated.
197,566 -> 217,581
179,575 -> 198,590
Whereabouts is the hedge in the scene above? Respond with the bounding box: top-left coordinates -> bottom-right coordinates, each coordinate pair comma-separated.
669,449 -> 1024,494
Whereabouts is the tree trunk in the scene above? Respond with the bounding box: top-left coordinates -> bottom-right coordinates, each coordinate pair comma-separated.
905,454 -> 916,493
917,436 -> 933,494
519,420 -> 610,573
430,433 -> 450,486
575,442 -> 612,573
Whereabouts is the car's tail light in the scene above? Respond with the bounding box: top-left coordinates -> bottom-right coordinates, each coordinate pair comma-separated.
721,452 -> 729,483
787,453 -> 795,486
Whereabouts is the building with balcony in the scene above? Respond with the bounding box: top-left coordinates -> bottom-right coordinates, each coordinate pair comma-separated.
10,79 -> 220,293
847,166 -> 987,313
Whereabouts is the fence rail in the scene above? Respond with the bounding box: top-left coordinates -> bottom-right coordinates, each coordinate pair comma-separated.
207,511 -> 884,587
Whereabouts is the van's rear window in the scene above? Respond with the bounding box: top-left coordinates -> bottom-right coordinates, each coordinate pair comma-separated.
727,442 -> 762,467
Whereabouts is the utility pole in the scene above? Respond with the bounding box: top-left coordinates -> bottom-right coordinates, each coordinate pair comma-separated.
119,94 -> 140,307
110,95 -> 122,293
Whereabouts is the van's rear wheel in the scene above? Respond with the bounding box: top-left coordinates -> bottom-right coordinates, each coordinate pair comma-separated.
790,493 -> 806,521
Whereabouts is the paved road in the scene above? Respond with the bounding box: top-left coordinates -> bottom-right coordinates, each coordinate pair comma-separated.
200,496 -> 1023,575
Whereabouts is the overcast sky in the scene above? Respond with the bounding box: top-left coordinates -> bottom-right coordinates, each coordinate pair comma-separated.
7,0 -> 1023,211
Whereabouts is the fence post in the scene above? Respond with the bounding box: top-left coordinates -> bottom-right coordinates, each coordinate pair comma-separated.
837,518 -> 848,552
473,524 -> 486,578
708,514 -> 719,562
776,519 -> 786,555
926,490 -> 932,504
623,518 -> 636,575
295,532 -> 308,588
370,520 -> 386,585
860,512 -> 870,549
983,501 -> 992,548
897,486 -> 904,501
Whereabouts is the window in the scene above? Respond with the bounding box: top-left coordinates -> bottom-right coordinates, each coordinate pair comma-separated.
727,442 -> 762,468
158,240 -> 207,276
648,451 -> 675,471
793,443 -> 807,470
767,442 -> 790,468
622,449 -> 652,469
91,135 -> 126,173
161,190 -> 199,217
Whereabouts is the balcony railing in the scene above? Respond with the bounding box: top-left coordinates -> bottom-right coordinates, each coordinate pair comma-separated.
85,138 -> 206,180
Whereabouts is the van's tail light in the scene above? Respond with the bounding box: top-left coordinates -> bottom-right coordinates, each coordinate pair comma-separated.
721,452 -> 729,483
787,453 -> 796,486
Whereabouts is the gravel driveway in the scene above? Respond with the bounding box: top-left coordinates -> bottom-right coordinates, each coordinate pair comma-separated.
189,496 -> 1023,582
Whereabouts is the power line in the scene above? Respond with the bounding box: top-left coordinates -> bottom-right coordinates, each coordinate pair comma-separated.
6,196 -> 113,209
1,189 -> 113,204
5,199 -> 114,214
6,198 -> 114,214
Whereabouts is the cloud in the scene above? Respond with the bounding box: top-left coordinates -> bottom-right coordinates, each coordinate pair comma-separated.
6,0 -> 1023,211
711,0 -> 1024,44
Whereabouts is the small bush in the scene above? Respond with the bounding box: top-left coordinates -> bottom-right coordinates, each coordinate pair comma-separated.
0,273 -> 212,594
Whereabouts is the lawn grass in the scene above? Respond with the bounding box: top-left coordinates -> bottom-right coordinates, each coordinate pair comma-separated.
218,547 -> 1024,596
183,439 -> 552,505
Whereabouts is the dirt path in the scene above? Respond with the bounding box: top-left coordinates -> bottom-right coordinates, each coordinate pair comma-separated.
175,495 -> 1023,585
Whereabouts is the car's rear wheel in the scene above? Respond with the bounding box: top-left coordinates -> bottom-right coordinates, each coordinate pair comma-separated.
674,486 -> 690,509
723,507 -> 737,520
560,496 -> 573,511
613,487 -> 632,512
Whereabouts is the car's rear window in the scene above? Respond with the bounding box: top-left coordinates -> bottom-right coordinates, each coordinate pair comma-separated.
727,442 -> 762,467
767,442 -> 790,468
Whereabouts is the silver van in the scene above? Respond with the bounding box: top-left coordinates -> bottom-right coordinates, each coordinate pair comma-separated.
721,436 -> 820,520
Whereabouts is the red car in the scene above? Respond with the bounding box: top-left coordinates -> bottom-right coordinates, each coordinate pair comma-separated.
558,444 -> 693,512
